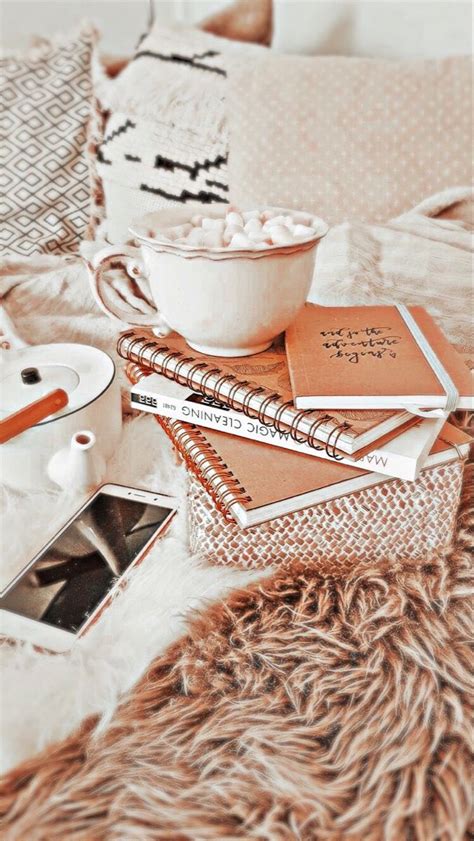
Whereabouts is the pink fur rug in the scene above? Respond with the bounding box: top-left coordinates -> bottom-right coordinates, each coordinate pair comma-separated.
1,466 -> 472,841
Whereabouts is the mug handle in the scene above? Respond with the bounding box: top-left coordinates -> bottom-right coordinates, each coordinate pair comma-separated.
88,245 -> 172,336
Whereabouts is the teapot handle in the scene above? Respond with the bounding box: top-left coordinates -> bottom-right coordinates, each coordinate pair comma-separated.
88,245 -> 172,335
0,389 -> 69,445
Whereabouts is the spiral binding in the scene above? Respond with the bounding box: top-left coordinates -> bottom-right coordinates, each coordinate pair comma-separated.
126,361 -> 251,521
306,415 -> 332,449
289,409 -> 315,444
241,385 -> 265,418
174,354 -> 196,382
325,423 -> 350,461
256,392 -> 282,427
273,400 -> 294,433
119,332 -> 355,458
227,379 -> 249,410
200,367 -> 221,394
213,373 -> 238,400
161,350 -> 182,378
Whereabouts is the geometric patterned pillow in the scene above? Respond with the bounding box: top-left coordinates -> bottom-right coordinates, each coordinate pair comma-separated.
0,24 -> 97,255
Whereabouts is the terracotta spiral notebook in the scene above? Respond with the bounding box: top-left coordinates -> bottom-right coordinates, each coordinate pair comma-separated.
127,363 -> 470,528
286,304 -> 474,411
118,330 -> 420,456
130,370 -> 446,481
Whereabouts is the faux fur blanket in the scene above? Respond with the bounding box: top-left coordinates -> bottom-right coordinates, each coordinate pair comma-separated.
1,467 -> 472,840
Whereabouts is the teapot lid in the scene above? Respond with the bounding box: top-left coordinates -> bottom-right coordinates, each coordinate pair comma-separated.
0,343 -> 115,425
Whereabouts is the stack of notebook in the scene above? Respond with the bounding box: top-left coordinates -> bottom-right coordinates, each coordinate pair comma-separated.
119,304 -> 472,569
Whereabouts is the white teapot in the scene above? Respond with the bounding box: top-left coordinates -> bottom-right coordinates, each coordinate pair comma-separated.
0,342 -> 122,492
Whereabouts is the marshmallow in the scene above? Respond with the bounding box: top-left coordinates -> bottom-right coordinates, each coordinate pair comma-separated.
230,232 -> 253,249
202,230 -> 225,248
226,211 -> 244,227
225,223 -> 244,235
150,207 -> 322,252
202,217 -> 225,232
247,231 -> 270,245
185,227 -> 206,246
292,211 -> 313,226
223,223 -> 244,244
293,224 -> 317,238
161,228 -> 179,241
311,216 -> 327,235
242,210 -> 261,222
171,223 -> 192,238
269,225 -> 294,246
262,215 -> 288,230
244,218 -> 263,235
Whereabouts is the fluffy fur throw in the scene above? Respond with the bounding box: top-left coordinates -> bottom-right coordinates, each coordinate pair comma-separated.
1,466 -> 472,841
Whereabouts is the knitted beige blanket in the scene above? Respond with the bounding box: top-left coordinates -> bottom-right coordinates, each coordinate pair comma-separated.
309,187 -> 474,357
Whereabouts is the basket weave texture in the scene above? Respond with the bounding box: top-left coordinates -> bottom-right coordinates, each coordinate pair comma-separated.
188,460 -> 465,573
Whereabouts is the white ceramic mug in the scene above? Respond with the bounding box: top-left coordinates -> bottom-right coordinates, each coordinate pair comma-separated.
89,206 -> 328,357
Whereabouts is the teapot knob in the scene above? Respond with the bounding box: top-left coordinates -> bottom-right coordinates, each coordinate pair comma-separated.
21,367 -> 41,385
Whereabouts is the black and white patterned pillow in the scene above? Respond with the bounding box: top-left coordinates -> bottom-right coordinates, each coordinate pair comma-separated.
94,26 -> 262,243
0,25 -> 97,256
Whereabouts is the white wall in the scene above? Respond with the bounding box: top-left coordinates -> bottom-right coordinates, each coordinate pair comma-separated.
2,0 -> 472,58
271,0 -> 473,58
1,0 -> 152,55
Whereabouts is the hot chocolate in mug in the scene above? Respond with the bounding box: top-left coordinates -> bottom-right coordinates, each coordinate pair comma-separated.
89,206 -> 328,358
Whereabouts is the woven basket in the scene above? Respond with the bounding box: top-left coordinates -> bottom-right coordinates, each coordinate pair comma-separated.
188,460 -> 465,574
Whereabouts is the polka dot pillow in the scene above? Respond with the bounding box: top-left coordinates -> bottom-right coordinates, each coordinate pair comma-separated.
227,53 -> 473,224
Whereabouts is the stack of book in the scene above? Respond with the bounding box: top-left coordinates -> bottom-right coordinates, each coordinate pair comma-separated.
120,304 -> 473,571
